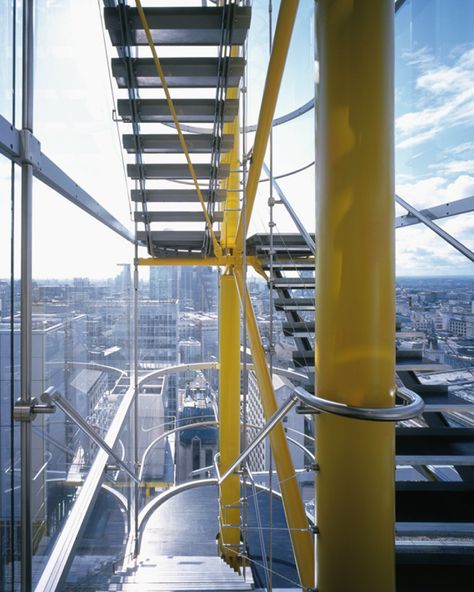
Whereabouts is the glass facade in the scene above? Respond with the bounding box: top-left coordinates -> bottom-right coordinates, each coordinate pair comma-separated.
0,1 -> 473,590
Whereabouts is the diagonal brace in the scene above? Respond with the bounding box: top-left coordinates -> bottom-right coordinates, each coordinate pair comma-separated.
42,387 -> 139,483
396,194 -> 474,263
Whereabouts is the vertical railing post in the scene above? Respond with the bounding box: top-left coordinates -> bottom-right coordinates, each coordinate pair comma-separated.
20,0 -> 34,589
315,1 -> 396,590
133,243 -> 139,556
218,272 -> 241,568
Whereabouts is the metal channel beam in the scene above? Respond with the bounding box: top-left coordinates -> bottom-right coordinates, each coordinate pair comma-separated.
0,113 -> 133,243
396,195 -> 474,228
396,194 -> 474,263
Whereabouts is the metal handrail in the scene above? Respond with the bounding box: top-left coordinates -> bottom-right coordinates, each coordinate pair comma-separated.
294,386 -> 424,422
218,394 -> 299,484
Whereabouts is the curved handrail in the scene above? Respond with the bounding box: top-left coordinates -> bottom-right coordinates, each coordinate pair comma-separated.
294,386 -> 424,422
162,98 -> 315,135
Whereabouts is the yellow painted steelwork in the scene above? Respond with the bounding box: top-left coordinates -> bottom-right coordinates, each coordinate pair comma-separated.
221,49 -> 241,250
315,1 -> 396,590
235,0 -> 299,251
136,256 -> 275,277
135,0 -> 222,257
218,273 -> 241,567
234,268 -> 315,590
136,257 -> 231,267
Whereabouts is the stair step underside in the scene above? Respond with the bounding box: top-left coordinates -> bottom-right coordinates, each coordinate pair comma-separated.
112,57 -> 245,88
272,278 -> 315,288
131,189 -> 226,203
123,133 -> 234,154
117,99 -> 239,123
127,163 -> 230,180
274,298 -> 314,311
105,6 -> 251,47
137,230 -> 220,251
261,260 -> 314,270
282,321 -> 315,335
134,211 -> 223,223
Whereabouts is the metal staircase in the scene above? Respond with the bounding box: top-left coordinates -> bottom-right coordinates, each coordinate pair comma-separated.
103,2 -> 474,589
101,556 -> 254,592
105,1 -> 250,258
253,230 -> 474,590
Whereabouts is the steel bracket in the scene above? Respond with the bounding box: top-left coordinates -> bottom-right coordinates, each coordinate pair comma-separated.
13,397 -> 55,422
20,129 -> 41,168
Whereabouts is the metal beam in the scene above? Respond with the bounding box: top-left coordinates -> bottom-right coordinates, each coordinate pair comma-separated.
41,388 -> 139,483
396,194 -> 474,263
0,113 -> 134,243
220,48 -> 241,250
218,273 -> 241,566
20,1 -> 34,589
234,0 -> 300,251
395,195 -> 474,228
233,268 -> 315,590
219,394 -> 299,485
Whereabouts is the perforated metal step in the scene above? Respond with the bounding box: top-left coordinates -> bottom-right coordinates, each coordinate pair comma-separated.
123,133 -> 233,154
112,57 -> 245,88
105,6 -> 251,47
134,211 -> 223,223
117,99 -> 239,123
127,163 -> 230,180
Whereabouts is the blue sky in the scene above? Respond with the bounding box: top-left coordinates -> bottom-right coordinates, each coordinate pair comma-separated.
1,0 -> 473,278
394,0 -> 474,275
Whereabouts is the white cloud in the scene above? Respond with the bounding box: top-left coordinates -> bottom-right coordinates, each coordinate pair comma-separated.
395,173 -> 474,274
433,159 -> 474,175
396,174 -> 474,209
396,46 -> 474,149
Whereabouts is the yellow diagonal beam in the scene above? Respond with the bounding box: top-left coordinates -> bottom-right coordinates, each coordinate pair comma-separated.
234,0 -> 299,251
135,0 -> 222,257
233,267 -> 314,590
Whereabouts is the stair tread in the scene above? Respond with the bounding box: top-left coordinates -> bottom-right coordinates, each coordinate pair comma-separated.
105,6 -> 251,47
117,99 -> 238,124
131,189 -> 226,203
123,134 -> 233,154
112,57 -> 245,89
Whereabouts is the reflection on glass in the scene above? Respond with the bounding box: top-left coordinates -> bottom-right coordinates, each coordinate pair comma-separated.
395,0 -> 474,275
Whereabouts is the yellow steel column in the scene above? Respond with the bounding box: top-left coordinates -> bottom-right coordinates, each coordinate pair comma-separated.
218,272 -> 241,567
221,49 -> 240,250
315,1 -> 395,591
234,268 -> 315,590
234,0 -> 299,251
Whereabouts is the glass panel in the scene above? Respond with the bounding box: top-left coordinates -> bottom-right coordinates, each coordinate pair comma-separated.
395,0 -> 474,275
35,0 -> 132,225
0,1 -> 14,120
30,181 -> 132,587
